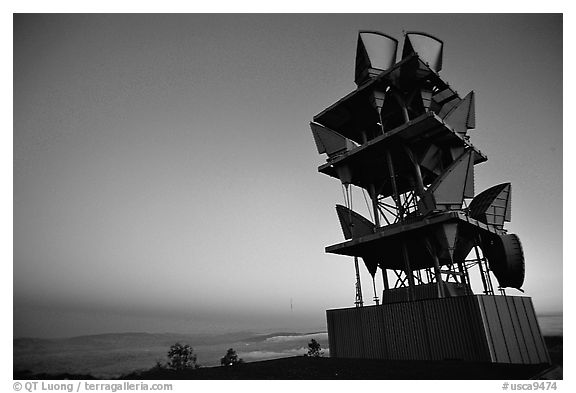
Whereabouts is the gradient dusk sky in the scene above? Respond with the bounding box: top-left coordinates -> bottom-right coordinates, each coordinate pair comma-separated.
13,14 -> 562,338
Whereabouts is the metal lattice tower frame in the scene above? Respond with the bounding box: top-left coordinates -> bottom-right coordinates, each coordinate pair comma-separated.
311,31 -> 525,306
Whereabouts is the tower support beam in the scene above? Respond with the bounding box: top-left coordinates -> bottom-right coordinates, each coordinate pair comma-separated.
385,149 -> 404,221
401,241 -> 415,301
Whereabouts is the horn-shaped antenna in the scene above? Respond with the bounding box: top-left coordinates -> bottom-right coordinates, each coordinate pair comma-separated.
335,204 -> 375,240
310,122 -> 358,158
355,31 -> 398,86
418,150 -> 475,215
442,91 -> 476,134
402,32 -> 443,72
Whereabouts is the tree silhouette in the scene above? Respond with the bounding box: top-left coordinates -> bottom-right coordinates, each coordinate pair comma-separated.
307,339 -> 323,357
167,343 -> 198,370
220,348 -> 243,366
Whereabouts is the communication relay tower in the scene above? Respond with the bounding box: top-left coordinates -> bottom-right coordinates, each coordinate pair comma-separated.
310,31 -> 550,364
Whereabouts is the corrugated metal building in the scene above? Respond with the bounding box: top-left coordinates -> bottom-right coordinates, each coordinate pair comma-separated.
327,295 -> 550,364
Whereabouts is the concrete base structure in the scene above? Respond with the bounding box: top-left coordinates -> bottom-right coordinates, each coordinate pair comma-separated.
326,295 -> 550,364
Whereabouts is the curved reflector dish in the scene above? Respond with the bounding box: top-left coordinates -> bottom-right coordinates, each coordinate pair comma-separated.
469,183 -> 511,229
355,31 -> 398,85
402,32 -> 443,72
482,233 -> 525,289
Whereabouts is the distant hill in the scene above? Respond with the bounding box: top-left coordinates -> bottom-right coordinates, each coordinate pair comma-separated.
14,331 -> 329,378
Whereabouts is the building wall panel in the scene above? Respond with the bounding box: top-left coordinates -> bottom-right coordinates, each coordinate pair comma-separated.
505,296 -> 530,363
510,297 -> 539,363
494,296 -> 524,363
412,301 -> 432,360
478,296 -> 511,362
383,302 -> 408,359
520,297 -> 550,363
381,304 -> 399,359
327,295 -> 548,364
363,306 -> 386,358
420,296 -> 487,361
360,306 -> 375,358
474,296 -> 497,362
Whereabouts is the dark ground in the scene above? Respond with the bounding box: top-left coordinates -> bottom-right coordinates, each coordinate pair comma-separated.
120,357 -> 551,380
544,336 -> 562,366
15,336 -> 562,380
